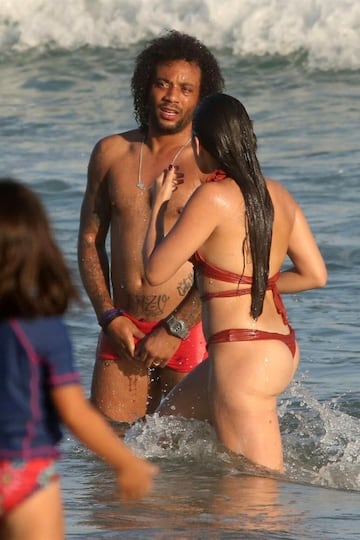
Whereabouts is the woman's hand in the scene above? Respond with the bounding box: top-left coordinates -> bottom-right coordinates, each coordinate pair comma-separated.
152,165 -> 184,204
144,165 -> 185,282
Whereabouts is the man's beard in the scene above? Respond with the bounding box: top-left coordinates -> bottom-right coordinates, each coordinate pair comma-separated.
148,108 -> 194,135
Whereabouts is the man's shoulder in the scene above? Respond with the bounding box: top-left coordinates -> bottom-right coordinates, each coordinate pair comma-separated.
95,129 -> 141,148
90,129 -> 142,162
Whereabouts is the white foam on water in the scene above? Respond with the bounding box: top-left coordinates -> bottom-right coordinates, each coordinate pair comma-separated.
0,0 -> 359,70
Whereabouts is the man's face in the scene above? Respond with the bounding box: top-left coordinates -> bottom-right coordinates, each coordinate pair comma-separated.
148,60 -> 201,134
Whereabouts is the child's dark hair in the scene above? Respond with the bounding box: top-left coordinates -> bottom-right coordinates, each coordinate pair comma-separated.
0,178 -> 78,319
131,30 -> 224,130
192,93 -> 274,319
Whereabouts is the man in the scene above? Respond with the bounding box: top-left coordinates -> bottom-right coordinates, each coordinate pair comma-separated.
78,30 -> 224,423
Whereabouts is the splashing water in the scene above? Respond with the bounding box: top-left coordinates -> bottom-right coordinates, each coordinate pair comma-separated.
281,381 -> 360,490
124,379 -> 360,491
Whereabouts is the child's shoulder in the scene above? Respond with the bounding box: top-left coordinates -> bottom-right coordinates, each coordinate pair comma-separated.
18,316 -> 70,349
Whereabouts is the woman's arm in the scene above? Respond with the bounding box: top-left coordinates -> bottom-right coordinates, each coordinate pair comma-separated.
277,204 -> 327,294
143,168 -> 218,285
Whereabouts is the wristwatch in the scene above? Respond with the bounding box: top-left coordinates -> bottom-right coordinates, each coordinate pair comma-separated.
163,314 -> 190,340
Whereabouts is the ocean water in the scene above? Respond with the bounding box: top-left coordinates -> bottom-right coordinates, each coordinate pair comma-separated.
1,1 -> 360,538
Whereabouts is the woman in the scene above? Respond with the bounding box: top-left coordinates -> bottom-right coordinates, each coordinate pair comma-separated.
143,94 -> 327,473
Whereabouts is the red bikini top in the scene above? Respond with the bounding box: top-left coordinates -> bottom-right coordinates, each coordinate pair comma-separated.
206,169 -> 227,182
190,251 -> 288,325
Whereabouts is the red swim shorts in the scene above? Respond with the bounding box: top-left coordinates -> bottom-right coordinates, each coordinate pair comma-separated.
0,457 -> 58,515
96,313 -> 206,373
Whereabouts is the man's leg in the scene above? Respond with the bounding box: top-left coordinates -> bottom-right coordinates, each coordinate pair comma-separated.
148,320 -> 208,413
156,358 -> 211,421
91,355 -> 149,423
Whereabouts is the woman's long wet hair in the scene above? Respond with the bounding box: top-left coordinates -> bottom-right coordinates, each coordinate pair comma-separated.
131,30 -> 224,130
193,93 -> 274,319
0,178 -> 78,319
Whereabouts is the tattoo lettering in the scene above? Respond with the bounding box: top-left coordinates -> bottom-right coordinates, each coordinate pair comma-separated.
177,272 -> 194,297
135,294 -> 170,318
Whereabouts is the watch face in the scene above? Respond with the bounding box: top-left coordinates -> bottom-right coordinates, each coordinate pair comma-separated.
166,316 -> 189,339
172,321 -> 183,333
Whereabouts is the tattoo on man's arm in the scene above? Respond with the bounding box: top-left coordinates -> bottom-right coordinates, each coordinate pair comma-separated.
177,271 -> 194,297
173,280 -> 202,328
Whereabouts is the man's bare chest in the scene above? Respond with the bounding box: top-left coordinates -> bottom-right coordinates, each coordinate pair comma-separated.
109,164 -> 191,214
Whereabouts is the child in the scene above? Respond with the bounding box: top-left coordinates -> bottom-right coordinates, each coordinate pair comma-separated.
144,93 -> 327,473
0,178 -> 158,540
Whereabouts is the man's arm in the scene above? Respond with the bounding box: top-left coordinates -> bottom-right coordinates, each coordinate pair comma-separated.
78,138 -> 145,358
134,281 -> 202,368
163,280 -> 202,337
78,139 -> 114,318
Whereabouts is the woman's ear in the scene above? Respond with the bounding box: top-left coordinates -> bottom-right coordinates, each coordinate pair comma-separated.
192,136 -> 219,173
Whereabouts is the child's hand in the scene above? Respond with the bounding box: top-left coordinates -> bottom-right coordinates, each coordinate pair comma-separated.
116,456 -> 158,500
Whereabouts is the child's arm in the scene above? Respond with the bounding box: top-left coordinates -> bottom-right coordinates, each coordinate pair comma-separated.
51,384 -> 158,500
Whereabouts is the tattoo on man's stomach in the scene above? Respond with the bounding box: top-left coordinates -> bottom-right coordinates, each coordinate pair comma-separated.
134,294 -> 170,318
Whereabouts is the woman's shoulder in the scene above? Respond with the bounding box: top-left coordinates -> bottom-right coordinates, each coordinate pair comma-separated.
266,176 -> 290,193
266,177 -> 298,207
192,179 -> 241,214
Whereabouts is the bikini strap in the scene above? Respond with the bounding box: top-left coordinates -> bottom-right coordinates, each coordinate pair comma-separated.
192,251 -> 252,284
267,273 -> 289,325
206,169 -> 227,182
200,271 -> 289,326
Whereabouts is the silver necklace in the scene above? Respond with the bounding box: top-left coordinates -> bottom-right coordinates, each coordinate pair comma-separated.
136,137 -> 191,190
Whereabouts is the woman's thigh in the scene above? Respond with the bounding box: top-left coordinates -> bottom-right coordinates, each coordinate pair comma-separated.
209,340 -> 298,470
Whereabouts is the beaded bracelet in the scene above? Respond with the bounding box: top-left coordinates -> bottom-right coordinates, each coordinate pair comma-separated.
98,307 -> 125,331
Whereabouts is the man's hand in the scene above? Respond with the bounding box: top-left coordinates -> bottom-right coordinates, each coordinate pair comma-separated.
134,324 -> 181,369
106,315 -> 145,359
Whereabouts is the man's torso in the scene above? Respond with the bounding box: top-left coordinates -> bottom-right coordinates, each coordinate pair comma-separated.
105,130 -> 200,320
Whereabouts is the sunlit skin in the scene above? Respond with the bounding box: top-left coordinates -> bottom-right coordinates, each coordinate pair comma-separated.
144,122 -> 327,472
0,179 -> 158,540
0,383 -> 158,540
148,62 -> 200,135
78,60 -> 208,422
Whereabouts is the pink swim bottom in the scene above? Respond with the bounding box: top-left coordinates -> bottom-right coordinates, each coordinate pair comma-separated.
97,313 -> 206,373
0,458 -> 58,515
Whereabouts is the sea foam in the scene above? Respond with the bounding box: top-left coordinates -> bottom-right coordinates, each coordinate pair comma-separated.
0,0 -> 359,70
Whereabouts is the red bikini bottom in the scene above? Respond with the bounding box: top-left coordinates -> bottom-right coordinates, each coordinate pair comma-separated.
97,314 -> 206,373
207,326 -> 296,357
0,458 -> 58,515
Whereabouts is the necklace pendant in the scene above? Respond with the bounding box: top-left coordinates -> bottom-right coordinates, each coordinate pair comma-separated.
136,180 -> 146,190
136,136 -> 191,191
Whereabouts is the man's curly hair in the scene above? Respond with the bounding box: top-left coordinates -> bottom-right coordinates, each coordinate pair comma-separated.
131,30 -> 224,130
